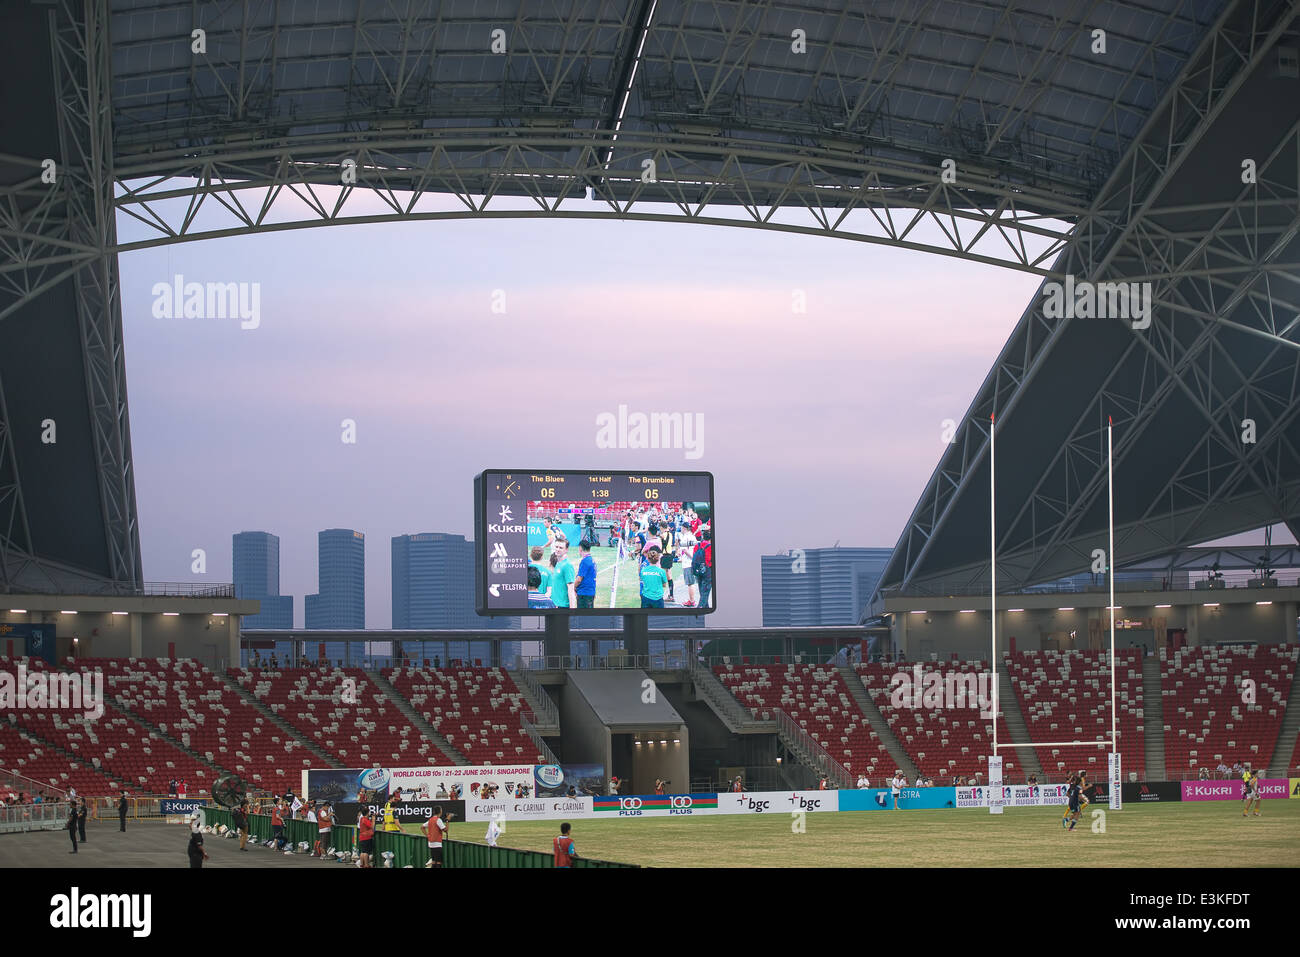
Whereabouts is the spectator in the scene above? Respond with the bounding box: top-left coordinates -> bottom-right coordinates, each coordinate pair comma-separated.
528,565 -> 556,610
553,822 -> 578,868
1198,766 -> 1210,780
549,540 -> 576,609
67,802 -> 79,854
118,790 -> 128,832
575,541 -> 597,609
187,813 -> 208,869
234,800 -> 250,851
693,529 -> 713,609
639,546 -> 669,609
856,773 -> 870,789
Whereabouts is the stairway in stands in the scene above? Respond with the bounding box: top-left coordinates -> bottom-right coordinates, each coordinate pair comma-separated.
1267,671 -> 1300,777
837,663 -> 918,781
219,672 -> 343,770
998,670 -> 1044,780
1142,655 -> 1167,780
367,670 -> 467,766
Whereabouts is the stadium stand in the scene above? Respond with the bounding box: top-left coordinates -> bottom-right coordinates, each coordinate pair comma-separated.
80,657 -> 311,790
1160,644 -> 1297,776
856,660 -> 1017,781
1005,650 -> 1145,779
384,666 -> 542,765
0,722 -> 128,797
229,666 -> 441,768
713,663 -> 893,777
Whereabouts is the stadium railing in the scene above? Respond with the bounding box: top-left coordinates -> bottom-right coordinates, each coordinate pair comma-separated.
519,712 -> 561,766
518,654 -> 690,672
201,809 -> 637,867
772,706 -> 854,790
515,668 -> 561,725
877,572 -> 1299,599
0,800 -> 73,834
0,768 -> 66,802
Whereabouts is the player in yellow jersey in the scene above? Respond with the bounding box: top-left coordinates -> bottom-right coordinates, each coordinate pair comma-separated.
1242,769 -> 1262,817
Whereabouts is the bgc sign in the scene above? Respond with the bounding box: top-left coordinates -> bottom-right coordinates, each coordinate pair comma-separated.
715,791 -> 839,814
594,794 -> 719,817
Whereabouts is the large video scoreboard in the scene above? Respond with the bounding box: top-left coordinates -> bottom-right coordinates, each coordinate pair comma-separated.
475,469 -> 714,616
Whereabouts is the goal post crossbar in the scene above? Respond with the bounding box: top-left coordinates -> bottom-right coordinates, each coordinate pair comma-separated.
993,741 -> 1118,750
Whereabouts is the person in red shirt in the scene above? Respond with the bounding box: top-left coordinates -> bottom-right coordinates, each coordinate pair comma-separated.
553,822 -> 578,868
270,798 -> 286,850
423,806 -> 449,868
356,809 -> 375,868
315,803 -> 333,858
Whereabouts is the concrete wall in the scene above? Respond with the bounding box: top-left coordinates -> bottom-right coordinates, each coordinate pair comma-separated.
0,604 -> 245,669
556,680 -> 610,772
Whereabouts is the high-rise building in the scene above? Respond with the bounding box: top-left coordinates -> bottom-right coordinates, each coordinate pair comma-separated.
761,547 -> 893,626
305,528 -> 366,629
232,531 -> 293,629
392,532 -> 518,630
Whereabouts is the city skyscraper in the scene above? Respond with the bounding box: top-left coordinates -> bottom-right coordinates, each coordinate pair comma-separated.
232,531 -> 293,629
761,547 -> 893,626
305,528 -> 366,629
392,532 -> 519,630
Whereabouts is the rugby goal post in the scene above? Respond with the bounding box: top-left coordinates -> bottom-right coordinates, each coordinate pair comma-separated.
988,415 -> 1122,812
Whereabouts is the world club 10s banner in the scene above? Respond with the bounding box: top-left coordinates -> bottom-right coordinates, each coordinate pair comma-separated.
303,763 -> 606,804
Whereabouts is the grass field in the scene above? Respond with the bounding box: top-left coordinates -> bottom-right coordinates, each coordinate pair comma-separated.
538,542 -> 705,610
407,801 -> 1300,867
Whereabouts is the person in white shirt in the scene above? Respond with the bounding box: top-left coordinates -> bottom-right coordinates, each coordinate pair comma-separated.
857,774 -> 870,789
891,772 -> 904,809
915,775 -> 925,787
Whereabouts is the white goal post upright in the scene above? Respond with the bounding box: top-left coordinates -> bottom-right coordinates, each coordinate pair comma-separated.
1108,417 -> 1122,810
989,413 -> 1002,814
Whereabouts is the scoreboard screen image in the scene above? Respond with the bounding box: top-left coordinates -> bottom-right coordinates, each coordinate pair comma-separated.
475,470 -> 714,616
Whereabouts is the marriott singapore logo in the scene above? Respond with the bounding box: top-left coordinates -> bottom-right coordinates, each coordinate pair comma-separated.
890,664 -> 996,719
596,404 -> 704,460
0,664 -> 104,720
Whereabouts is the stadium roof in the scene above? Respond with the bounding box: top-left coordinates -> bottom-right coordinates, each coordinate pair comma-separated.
1,0 -> 1298,601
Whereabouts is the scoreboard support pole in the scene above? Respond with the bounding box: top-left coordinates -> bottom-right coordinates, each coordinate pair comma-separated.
623,614 -> 649,660
544,615 -> 571,658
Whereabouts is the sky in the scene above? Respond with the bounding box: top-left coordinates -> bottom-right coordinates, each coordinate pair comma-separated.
112,191 -> 1102,627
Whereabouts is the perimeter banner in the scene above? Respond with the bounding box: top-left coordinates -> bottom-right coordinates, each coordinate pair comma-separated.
463,797 -> 594,821
330,799 -> 466,827
714,791 -> 838,814
1180,779 -> 1290,801
303,765 -> 538,803
593,793 -> 719,817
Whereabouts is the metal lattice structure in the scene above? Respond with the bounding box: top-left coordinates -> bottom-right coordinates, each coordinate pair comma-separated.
0,0 -> 1297,597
